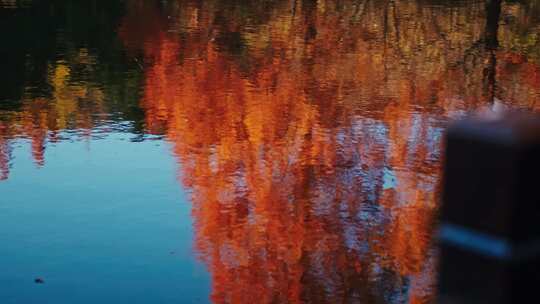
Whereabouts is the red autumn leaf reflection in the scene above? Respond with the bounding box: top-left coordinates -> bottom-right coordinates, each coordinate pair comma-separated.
0,1 -> 538,303
117,1 -> 538,303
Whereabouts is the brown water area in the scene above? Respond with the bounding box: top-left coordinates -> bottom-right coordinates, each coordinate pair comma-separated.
1,0 -> 539,303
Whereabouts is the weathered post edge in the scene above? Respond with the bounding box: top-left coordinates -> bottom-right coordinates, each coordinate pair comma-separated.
437,112 -> 540,304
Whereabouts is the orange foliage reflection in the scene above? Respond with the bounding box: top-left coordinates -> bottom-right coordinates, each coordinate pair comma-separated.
0,0 -> 538,302
120,0 -> 538,303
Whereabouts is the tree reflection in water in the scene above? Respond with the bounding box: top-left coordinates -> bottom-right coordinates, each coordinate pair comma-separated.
118,0 -> 538,303
1,0 -> 539,303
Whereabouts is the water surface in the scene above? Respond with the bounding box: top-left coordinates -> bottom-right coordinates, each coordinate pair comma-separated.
1,0 -> 539,303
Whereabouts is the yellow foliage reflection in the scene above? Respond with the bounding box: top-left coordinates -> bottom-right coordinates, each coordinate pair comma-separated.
0,54 -> 106,176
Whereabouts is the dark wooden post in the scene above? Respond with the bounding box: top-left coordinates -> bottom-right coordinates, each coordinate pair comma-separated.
437,112 -> 540,304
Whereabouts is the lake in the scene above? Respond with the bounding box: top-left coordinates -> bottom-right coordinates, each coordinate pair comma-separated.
0,0 -> 539,303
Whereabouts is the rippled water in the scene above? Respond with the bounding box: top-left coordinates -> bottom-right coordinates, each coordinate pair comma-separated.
1,0 -> 539,303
